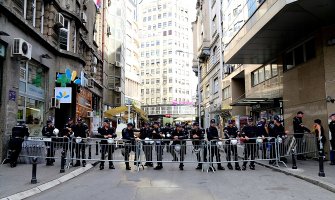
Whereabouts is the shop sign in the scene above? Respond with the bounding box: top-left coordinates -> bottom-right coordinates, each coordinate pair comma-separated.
0,44 -> 5,58
27,84 -> 44,99
56,68 -> 81,87
55,87 -> 72,103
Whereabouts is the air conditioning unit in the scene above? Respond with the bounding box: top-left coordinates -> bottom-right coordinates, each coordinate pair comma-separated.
114,87 -> 122,92
92,56 -> 98,66
87,78 -> 94,88
55,13 -> 64,28
81,12 -> 87,23
50,97 -> 60,109
223,65 -> 231,74
12,38 -> 32,60
87,111 -> 94,118
114,61 -> 121,67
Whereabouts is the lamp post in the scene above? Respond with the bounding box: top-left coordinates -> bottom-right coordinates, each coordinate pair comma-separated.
176,50 -> 201,127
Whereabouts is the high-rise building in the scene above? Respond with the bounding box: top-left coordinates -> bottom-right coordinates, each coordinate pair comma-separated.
124,0 -> 142,109
139,0 -> 196,122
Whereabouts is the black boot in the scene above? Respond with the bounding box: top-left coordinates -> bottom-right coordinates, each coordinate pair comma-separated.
100,164 -> 104,170
126,163 -> 131,170
196,164 -> 202,170
235,164 -> 241,171
74,161 -> 81,167
179,164 -> 184,171
242,165 -> 247,171
227,163 -> 233,170
249,164 -> 255,170
217,164 -> 225,170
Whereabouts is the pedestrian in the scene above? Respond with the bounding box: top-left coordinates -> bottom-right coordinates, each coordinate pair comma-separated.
122,123 -> 137,170
42,120 -> 56,166
152,121 -> 164,170
293,111 -> 311,160
97,119 -> 117,170
190,122 -> 207,170
313,119 -> 326,158
139,122 -> 153,167
241,117 -> 257,170
8,122 -> 29,167
73,118 -> 89,167
207,119 -> 225,171
329,113 -> 335,165
224,120 -> 241,170
171,124 -> 188,170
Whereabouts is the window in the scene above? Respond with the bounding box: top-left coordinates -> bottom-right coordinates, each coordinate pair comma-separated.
163,31 -> 167,36
212,15 -> 217,35
206,85 -> 210,98
168,30 -> 172,35
284,38 -> 315,71
223,86 -> 231,100
213,78 -> 219,94
252,63 -> 278,86
59,19 -> 70,51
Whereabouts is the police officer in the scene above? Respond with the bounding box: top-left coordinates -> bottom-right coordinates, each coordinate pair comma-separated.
171,124 -> 188,170
293,111 -> 311,160
139,122 -> 153,167
269,116 -> 287,164
241,117 -> 257,170
256,118 -> 268,159
97,119 -> 117,170
329,113 -> 335,165
224,120 -> 241,170
42,120 -> 56,166
9,122 -> 29,167
122,123 -> 137,170
162,123 -> 173,152
190,122 -> 207,170
73,118 -> 89,167
61,118 -> 75,156
152,122 -> 164,170
207,119 -> 225,171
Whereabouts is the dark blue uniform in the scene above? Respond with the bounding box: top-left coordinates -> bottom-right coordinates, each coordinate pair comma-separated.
191,127 -> 207,168
97,126 -> 117,169
241,124 -> 257,169
151,127 -> 163,169
122,127 -> 137,169
207,126 -> 224,170
73,122 -> 89,167
171,129 -> 188,167
139,126 -> 153,166
224,126 -> 240,169
42,124 -> 56,165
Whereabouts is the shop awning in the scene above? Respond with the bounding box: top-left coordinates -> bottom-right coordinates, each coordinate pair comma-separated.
104,106 -> 128,118
230,98 -> 275,106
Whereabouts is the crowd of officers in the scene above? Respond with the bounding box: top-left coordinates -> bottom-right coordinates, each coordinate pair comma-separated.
8,111 -> 335,169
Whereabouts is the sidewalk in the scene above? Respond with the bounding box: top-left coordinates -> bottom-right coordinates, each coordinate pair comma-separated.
257,159 -> 335,193
0,161 -> 89,199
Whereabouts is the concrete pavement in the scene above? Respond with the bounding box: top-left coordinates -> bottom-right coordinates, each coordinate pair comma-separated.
26,162 -> 335,200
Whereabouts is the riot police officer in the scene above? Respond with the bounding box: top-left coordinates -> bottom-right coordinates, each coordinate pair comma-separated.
152,122 -> 164,170
73,118 -> 89,167
42,120 -> 56,166
139,122 -> 153,167
9,122 -> 29,167
329,113 -> 335,165
224,120 -> 241,170
162,123 -> 173,152
171,124 -> 188,170
207,119 -> 225,171
268,116 -> 286,164
190,122 -> 207,170
61,118 -> 75,156
122,123 -> 137,170
97,119 -> 117,170
256,118 -> 268,159
293,111 -> 310,160
241,117 -> 257,170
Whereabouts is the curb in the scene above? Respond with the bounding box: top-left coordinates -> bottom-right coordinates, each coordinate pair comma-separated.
0,163 -> 94,200
255,161 -> 335,193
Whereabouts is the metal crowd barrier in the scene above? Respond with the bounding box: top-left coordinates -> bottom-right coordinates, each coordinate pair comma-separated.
3,133 -> 319,172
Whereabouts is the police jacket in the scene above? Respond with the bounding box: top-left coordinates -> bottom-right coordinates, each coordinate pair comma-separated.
42,125 -> 55,138
191,128 -> 205,140
224,126 -> 239,139
256,122 -> 268,137
74,123 -> 88,138
162,126 -> 173,139
293,117 -> 310,137
139,127 -> 152,139
171,129 -> 188,145
97,127 -> 117,144
61,123 -> 75,137
271,124 -> 285,138
151,128 -> 163,139
12,125 -> 29,138
122,128 -> 135,143
241,124 -> 257,143
329,121 -> 335,141
207,126 -> 219,141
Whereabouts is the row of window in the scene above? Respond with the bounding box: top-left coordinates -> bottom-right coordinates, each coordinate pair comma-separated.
143,13 -> 188,22
252,63 -> 278,86
142,88 -> 190,95
284,38 -> 315,71
200,77 -> 220,99
144,97 -> 191,105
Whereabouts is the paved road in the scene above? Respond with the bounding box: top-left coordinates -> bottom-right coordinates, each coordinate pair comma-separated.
28,162 -> 335,200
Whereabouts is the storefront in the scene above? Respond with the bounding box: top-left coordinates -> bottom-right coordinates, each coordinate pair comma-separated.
18,60 -> 46,136
76,87 -> 93,131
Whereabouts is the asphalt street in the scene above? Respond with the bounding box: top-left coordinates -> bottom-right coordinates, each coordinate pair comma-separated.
28,162 -> 335,200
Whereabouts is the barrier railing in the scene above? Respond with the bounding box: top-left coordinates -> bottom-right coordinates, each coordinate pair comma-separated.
3,133 -> 319,172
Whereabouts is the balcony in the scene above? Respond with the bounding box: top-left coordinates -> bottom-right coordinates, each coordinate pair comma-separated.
224,0 -> 335,64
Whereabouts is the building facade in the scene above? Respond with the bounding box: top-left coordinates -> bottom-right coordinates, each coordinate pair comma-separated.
139,0 -> 196,122
192,0 -> 224,128
0,0 -> 103,161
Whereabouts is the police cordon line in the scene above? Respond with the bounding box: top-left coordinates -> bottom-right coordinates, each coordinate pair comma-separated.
4,116 -> 321,172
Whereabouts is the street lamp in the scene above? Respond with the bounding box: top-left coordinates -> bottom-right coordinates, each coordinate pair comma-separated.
176,50 -> 201,127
